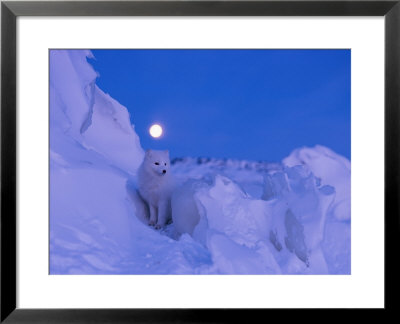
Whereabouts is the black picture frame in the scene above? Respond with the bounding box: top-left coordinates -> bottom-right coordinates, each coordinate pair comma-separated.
1,0 -> 399,322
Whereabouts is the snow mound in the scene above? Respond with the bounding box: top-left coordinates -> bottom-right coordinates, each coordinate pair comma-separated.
50,49 -> 143,174
283,145 -> 351,221
50,50 -> 146,273
177,162 -> 350,274
193,175 -> 281,274
50,50 -> 212,275
261,164 -> 342,274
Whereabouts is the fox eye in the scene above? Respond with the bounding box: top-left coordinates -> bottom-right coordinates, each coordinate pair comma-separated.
164,163 -> 167,166
155,162 -> 159,165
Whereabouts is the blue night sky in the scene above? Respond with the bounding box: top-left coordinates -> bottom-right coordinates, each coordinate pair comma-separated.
89,49 -> 350,162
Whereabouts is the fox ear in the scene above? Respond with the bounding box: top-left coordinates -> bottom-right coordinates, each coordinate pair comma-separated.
146,149 -> 152,157
164,150 -> 169,156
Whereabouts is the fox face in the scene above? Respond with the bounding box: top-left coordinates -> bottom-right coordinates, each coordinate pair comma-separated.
145,149 -> 170,176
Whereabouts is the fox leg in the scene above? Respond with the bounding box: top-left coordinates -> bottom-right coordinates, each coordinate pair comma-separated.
155,200 -> 169,230
149,204 -> 157,226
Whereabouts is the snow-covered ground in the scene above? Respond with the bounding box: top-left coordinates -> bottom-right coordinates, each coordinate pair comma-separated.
50,50 -> 351,275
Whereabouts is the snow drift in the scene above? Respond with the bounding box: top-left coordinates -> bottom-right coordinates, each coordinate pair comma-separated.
50,50 -> 350,274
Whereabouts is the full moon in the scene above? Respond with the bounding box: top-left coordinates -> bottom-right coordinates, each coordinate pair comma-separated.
149,124 -> 163,138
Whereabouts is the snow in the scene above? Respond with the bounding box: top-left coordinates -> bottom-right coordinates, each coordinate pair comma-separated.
50,49 -> 143,175
283,145 -> 351,221
50,50 -> 351,275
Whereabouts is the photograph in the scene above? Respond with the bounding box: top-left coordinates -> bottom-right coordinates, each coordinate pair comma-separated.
49,49 -> 351,275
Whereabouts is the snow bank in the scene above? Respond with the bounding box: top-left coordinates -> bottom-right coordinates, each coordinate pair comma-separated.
171,148 -> 350,274
193,175 -> 281,274
50,50 -> 212,274
283,145 -> 351,221
260,164 -> 343,274
50,50 -> 143,174
50,50 -> 146,273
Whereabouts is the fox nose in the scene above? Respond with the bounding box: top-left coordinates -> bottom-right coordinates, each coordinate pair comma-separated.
162,170 -> 166,174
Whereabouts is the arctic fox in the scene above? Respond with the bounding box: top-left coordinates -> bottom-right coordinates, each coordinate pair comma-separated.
137,149 -> 173,229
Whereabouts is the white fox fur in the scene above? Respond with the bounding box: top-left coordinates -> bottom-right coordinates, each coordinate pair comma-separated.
137,149 -> 173,229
